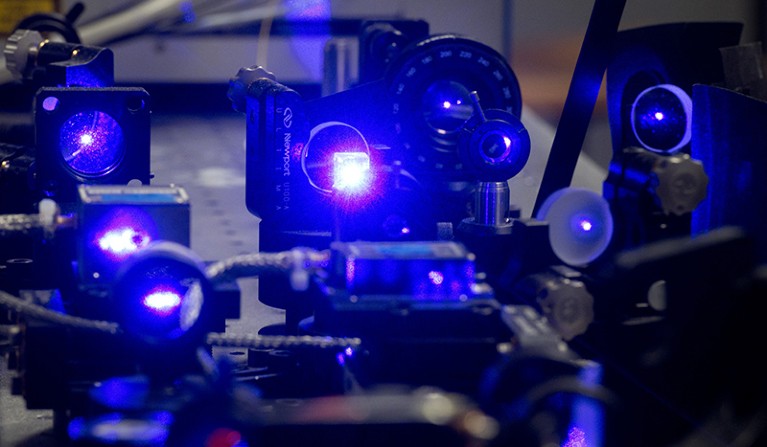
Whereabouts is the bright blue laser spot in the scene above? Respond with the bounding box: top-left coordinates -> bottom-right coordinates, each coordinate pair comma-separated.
654,111 -> 665,121
578,219 -> 593,232
443,101 -> 452,109
345,346 -> 354,357
59,111 -> 124,176
332,152 -> 370,192
142,289 -> 182,316
401,226 -> 411,235
428,270 -> 445,286
97,227 -> 151,258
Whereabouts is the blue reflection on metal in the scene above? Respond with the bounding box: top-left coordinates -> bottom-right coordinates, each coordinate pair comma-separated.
90,376 -> 150,410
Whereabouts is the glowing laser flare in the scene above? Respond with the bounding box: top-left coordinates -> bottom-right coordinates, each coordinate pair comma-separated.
80,133 -> 94,145
332,152 -> 370,192
98,227 -> 151,257
142,290 -> 182,315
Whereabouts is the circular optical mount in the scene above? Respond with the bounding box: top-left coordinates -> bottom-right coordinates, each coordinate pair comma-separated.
631,84 -> 692,154
536,188 -> 614,267
59,110 -> 125,177
459,106 -> 530,182
385,34 -> 522,179
112,241 -> 213,349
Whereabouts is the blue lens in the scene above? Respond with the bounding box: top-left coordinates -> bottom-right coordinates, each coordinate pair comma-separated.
59,111 -> 125,176
631,84 -> 692,154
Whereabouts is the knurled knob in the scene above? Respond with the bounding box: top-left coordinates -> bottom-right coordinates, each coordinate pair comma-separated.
3,29 -> 44,79
653,153 -> 709,216
227,65 -> 276,113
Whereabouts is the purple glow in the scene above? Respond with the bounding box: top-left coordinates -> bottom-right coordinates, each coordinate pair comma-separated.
428,270 -> 445,286
42,96 -> 59,111
344,346 -> 354,357
59,111 -> 124,176
97,227 -> 151,258
563,426 -> 588,447
401,226 -> 411,235
654,111 -> 665,121
142,289 -> 182,316
206,427 -> 246,447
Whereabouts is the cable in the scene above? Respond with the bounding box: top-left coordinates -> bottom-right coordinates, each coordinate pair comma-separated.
205,247 -> 329,290
0,289 -> 121,335
206,332 -> 361,351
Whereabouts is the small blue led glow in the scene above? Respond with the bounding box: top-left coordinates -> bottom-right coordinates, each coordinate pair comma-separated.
42,96 -> 59,111
60,111 -> 125,176
98,227 -> 152,258
344,346 -> 354,357
631,84 -> 692,154
570,214 -> 602,241
142,288 -> 183,316
332,151 -> 370,192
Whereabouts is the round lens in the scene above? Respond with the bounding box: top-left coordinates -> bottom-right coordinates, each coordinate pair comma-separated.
631,84 -> 692,154
59,111 -> 125,176
421,80 -> 474,135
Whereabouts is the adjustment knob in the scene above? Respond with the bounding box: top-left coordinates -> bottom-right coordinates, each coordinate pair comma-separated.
227,65 -> 276,113
652,153 -> 708,215
3,29 -> 44,80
